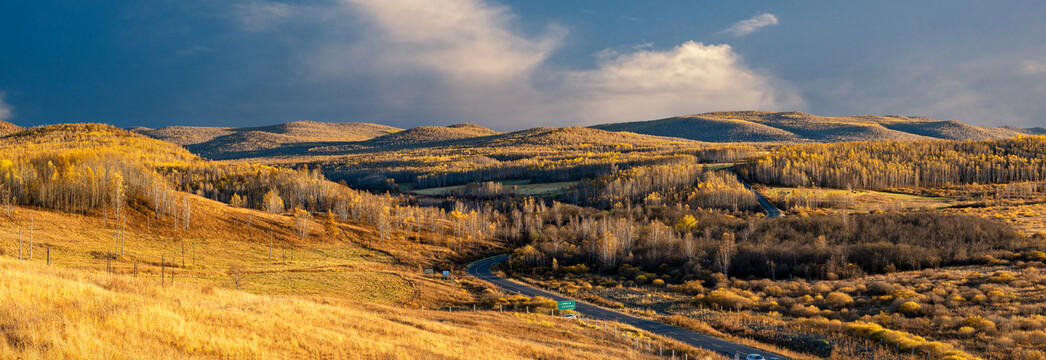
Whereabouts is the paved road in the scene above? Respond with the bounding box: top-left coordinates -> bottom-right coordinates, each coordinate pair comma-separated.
467,254 -> 789,359
731,171 -> 783,219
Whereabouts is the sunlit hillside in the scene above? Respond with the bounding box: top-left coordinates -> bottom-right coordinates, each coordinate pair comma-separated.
0,258 -> 710,359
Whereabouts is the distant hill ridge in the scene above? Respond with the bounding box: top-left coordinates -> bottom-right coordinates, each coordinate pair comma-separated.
363,123 -> 498,147
591,111 -> 1043,143
136,121 -> 401,159
135,112 -> 1044,160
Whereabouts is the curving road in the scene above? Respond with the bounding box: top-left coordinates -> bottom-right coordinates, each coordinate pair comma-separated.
730,171 -> 783,219
466,254 -> 789,359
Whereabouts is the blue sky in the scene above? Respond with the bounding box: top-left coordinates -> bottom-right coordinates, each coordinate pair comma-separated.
2,1 -> 1045,129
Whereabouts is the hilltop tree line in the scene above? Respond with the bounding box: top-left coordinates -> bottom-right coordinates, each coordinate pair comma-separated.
739,136 -> 1046,190
325,144 -> 759,191
158,163 -> 500,253
0,150 -> 181,220
566,159 -> 758,212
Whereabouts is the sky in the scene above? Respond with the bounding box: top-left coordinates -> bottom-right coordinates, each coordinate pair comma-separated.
2,1 -> 1046,130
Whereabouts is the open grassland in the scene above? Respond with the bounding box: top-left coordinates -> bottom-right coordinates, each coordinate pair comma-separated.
0,258 -> 722,359
949,202 -> 1046,236
411,180 -> 577,197
758,185 -> 956,213
0,198 -> 475,306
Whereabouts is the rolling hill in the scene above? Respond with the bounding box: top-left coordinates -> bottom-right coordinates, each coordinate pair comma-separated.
362,123 -> 498,147
0,122 -> 730,359
0,121 -> 23,136
591,111 -> 1041,143
136,121 -> 401,159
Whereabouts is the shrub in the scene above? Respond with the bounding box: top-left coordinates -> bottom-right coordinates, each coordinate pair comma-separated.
898,301 -> 922,317
957,326 -> 977,336
651,279 -> 666,287
812,282 -> 832,294
825,291 -> 854,307
962,316 -> 997,332
704,289 -> 752,310
763,285 -> 785,297
988,271 -> 1017,284
674,280 -> 704,294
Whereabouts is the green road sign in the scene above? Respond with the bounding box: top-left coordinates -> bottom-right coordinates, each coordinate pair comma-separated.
557,300 -> 576,311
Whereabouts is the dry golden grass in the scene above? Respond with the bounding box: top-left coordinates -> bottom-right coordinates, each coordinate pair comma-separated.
949,201 -> 1046,235
760,185 -> 956,213
0,258 -> 713,359
0,194 -> 476,306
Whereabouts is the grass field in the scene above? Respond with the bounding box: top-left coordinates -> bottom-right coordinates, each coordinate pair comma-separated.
949,202 -> 1046,236
759,186 -> 956,213
411,180 -> 577,197
0,195 -> 468,306
0,258 -> 722,359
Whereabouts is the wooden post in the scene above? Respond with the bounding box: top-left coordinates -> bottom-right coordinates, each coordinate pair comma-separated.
161,255 -> 165,285
29,217 -> 33,260
181,241 -> 185,268
47,245 -> 50,265
18,228 -> 22,260
269,226 -> 273,260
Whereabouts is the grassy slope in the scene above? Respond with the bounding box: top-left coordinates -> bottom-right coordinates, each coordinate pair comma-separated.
0,258 -> 701,359
0,124 -> 471,306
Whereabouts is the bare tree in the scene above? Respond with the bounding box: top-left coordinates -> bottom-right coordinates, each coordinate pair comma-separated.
597,230 -> 618,267
264,189 -> 284,214
715,232 -> 735,276
377,207 -> 391,249
293,207 -> 311,241
182,196 -> 192,231
228,264 -> 247,290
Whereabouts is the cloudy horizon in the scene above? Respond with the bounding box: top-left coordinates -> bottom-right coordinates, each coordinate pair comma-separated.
2,0 -> 1045,130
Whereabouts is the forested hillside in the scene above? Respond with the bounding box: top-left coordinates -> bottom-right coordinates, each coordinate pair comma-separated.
738,136 -> 1046,189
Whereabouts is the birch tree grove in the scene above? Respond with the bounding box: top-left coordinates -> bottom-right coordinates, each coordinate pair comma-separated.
739,136 -> 1046,189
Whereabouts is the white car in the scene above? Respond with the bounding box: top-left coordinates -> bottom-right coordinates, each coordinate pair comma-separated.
746,355 -> 765,360
562,313 -> 577,319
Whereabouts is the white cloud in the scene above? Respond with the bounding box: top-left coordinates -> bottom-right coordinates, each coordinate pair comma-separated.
723,14 -> 779,37
0,93 -> 12,122
565,41 -> 801,123
335,0 -> 561,81
236,0 -> 800,127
